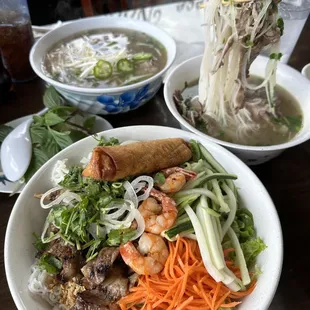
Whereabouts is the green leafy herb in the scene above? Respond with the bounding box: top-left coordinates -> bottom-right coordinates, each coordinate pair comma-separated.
38,254 -> 62,274
269,53 -> 283,61
43,86 -> 62,108
96,136 -> 120,146
154,172 -> 166,185
48,128 -> 73,149
44,111 -> 66,126
277,17 -> 284,36
32,232 -> 47,252
24,148 -> 50,182
83,116 -> 96,130
231,208 -> 255,243
283,115 -> 302,132
241,237 -> 267,266
106,228 -> 136,246
0,125 -> 13,145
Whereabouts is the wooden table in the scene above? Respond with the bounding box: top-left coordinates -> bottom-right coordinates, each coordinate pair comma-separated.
1,11 -> 310,310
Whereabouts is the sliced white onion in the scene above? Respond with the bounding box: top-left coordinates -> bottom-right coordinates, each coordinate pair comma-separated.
131,176 -> 154,202
130,209 -> 145,241
124,181 -> 138,208
40,188 -> 81,209
104,205 -> 132,220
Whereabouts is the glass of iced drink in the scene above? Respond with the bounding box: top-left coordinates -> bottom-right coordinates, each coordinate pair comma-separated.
0,0 -> 36,82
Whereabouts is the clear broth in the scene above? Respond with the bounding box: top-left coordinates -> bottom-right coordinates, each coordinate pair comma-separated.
181,76 -> 303,146
42,28 -> 167,88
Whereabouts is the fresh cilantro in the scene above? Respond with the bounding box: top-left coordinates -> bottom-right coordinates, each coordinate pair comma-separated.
106,228 -> 136,246
32,232 -> 47,252
38,254 -> 62,274
96,136 -> 120,146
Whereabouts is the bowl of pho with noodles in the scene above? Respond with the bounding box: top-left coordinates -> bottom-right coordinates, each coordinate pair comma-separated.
30,16 -> 176,115
164,0 -> 310,165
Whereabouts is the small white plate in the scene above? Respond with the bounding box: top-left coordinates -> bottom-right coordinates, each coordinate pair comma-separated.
0,114 -> 113,194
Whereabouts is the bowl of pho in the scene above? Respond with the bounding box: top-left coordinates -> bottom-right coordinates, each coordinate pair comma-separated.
164,0 -> 310,165
30,16 -> 176,114
5,126 -> 282,310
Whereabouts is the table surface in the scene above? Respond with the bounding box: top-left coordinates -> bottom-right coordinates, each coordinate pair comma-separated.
1,5 -> 310,310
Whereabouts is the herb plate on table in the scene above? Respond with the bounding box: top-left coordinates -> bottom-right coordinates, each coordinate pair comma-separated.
0,88 -> 113,194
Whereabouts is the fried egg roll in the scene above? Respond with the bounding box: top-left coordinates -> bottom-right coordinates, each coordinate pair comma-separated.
82,138 -> 192,181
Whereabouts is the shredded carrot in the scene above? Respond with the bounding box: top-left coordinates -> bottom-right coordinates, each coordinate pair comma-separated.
118,237 -> 256,309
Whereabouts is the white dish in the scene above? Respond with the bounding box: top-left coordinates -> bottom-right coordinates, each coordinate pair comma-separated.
164,54 -> 310,165
5,125 -> 283,310
30,16 -> 176,115
0,114 -> 113,194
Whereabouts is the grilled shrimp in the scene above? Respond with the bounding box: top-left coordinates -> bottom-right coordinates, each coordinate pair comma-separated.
120,232 -> 169,275
157,167 -> 197,193
138,188 -> 177,235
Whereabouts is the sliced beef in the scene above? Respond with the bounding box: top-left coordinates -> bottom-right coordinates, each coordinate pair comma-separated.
81,247 -> 119,288
60,252 -> 84,282
47,239 -> 77,260
72,295 -> 120,310
128,273 -> 139,289
73,265 -> 128,310
46,239 -> 83,281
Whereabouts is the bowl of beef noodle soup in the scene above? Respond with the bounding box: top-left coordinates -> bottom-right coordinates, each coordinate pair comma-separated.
30,16 -> 176,114
164,0 -> 310,165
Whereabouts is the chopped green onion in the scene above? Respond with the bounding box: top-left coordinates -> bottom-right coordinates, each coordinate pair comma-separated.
94,60 -> 113,80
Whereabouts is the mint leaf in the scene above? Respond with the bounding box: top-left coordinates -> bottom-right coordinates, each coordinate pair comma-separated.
43,86 -> 62,108
24,148 -> 50,181
83,116 -> 96,131
32,115 -> 45,126
44,111 -> 65,126
49,128 -> 72,149
69,129 -> 88,143
30,126 -> 48,145
44,134 -> 60,158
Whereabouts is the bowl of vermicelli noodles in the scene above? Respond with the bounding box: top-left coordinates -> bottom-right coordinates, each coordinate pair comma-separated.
5,126 -> 283,310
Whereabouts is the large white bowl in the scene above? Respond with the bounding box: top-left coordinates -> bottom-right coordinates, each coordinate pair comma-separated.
30,16 -> 176,115
5,126 -> 283,310
164,55 -> 310,165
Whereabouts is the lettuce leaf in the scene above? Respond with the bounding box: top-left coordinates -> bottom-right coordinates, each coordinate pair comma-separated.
241,237 -> 267,266
231,208 -> 255,243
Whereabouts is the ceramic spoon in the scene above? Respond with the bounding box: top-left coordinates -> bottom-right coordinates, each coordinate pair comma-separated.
1,108 -> 48,182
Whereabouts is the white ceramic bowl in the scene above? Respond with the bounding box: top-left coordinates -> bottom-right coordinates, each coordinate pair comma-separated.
164,55 -> 310,165
5,126 -> 282,310
30,16 -> 176,115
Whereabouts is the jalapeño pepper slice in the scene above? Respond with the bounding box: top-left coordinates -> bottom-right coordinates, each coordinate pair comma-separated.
94,60 -> 112,80
132,52 -> 153,61
117,59 -> 135,73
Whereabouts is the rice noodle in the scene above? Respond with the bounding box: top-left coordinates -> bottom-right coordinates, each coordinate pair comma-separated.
198,0 -> 282,142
